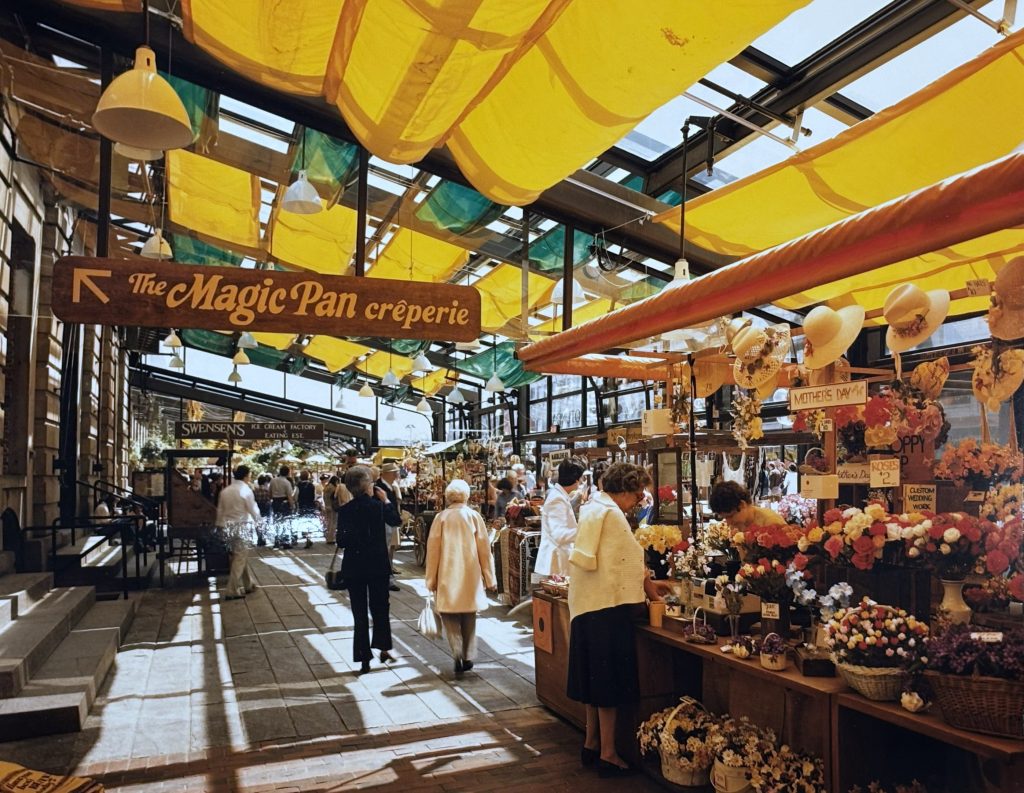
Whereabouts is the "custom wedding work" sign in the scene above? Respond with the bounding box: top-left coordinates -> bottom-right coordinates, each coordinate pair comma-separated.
53,257 -> 482,341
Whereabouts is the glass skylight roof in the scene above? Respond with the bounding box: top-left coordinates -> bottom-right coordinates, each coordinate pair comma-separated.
750,0 -> 894,65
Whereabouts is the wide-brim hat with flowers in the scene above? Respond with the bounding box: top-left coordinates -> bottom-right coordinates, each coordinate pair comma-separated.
884,283 -> 950,353
803,305 -> 865,370
734,324 -> 791,389
988,256 -> 1024,341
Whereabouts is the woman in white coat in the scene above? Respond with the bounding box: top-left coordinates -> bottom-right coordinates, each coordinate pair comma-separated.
425,479 -> 497,677
534,457 -> 586,580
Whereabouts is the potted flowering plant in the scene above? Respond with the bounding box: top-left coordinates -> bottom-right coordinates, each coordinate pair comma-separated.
924,624 -> 1024,738
934,438 -> 1023,490
825,598 -> 929,701
635,523 -> 683,579
898,510 -> 989,579
981,483 -> 1022,524
776,494 -> 817,528
757,631 -> 789,671
814,504 -> 895,571
636,697 -> 716,786
980,516 -> 1022,578
737,555 -> 808,636
729,523 -> 806,564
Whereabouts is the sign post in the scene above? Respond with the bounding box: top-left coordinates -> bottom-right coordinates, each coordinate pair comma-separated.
53,256 -> 482,342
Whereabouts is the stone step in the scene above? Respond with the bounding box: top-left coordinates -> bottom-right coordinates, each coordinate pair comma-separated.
56,534 -> 125,570
0,586 -> 95,699
0,597 -> 138,741
0,573 -> 53,630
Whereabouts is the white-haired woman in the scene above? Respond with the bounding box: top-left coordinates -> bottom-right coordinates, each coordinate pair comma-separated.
425,479 -> 497,677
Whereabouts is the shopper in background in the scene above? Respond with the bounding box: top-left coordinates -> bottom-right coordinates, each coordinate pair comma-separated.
567,462 -> 669,778
215,465 -> 261,599
767,460 -> 785,501
269,466 -> 295,548
336,465 -> 399,675
534,457 -> 586,580
295,470 -> 319,549
784,462 -> 798,496
494,476 -> 517,517
709,480 -> 785,528
425,479 -> 497,677
323,475 -> 339,544
375,462 -> 403,591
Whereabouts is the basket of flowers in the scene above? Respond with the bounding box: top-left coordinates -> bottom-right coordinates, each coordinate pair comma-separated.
924,624 -> 1024,738
683,607 -> 718,645
636,697 -> 715,786
825,598 -> 929,701
757,632 -> 789,671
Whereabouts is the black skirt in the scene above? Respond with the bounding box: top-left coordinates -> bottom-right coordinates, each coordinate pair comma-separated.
566,603 -> 641,707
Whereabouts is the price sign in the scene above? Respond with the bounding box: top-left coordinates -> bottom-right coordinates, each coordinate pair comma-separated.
965,491 -> 987,502
869,457 -> 901,488
801,474 -> 839,499
761,602 -> 781,619
966,278 -> 992,297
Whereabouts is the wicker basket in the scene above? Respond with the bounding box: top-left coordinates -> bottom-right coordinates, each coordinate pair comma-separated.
657,698 -> 712,787
925,670 -> 1024,739
835,662 -> 906,701
759,652 -> 788,671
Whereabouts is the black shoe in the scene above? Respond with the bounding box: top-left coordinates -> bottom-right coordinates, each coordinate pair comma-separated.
580,747 -> 599,768
389,584 -> 400,591
462,660 -> 474,672
379,651 -> 393,663
304,539 -> 313,549
358,660 -> 371,675
257,537 -> 267,547
596,760 -> 636,779
454,658 -> 464,677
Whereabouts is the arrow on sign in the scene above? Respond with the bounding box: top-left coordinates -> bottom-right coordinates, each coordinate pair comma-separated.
72,268 -> 112,304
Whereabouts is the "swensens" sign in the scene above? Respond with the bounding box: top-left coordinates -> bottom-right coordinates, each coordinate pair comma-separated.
53,257 -> 481,341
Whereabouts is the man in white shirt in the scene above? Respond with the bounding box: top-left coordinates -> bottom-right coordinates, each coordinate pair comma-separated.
269,466 -> 296,548
216,465 -> 262,599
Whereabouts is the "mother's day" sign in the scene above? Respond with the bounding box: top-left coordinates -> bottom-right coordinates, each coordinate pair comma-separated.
53,257 -> 481,341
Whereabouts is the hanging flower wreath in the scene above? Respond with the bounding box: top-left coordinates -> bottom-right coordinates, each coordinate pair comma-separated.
731,391 -> 763,449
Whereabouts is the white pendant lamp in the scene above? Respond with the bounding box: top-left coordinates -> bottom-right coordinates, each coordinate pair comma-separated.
448,388 -> 466,405
381,368 -> 400,387
385,405 -> 396,420
114,142 -> 163,162
551,276 -> 585,305
237,331 -> 257,349
416,397 -> 431,413
141,229 -> 172,260
162,329 -> 182,348
232,349 -> 250,365
412,352 -> 432,373
485,372 -> 505,393
168,353 -> 184,369
358,381 -> 374,398
227,365 -> 242,384
282,170 -> 322,214
92,46 -> 193,151
671,257 -> 690,284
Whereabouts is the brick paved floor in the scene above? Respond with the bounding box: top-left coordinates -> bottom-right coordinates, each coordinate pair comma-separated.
0,545 -> 662,792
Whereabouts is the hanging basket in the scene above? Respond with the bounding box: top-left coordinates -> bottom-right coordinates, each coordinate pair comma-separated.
924,670 -> 1024,739
835,662 -> 906,701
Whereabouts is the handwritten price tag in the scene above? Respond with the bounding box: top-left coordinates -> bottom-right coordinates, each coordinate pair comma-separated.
965,279 -> 992,297
869,457 -> 900,488
761,602 -> 781,619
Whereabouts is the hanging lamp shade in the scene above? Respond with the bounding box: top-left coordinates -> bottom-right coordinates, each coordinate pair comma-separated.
140,229 -> 172,260
92,46 -> 193,151
227,365 -> 242,384
385,405 -> 396,420
281,170 -> 322,214
415,397 -> 431,414
551,277 -> 585,305
114,142 -> 163,161
168,353 -> 184,369
232,349 -> 250,365
162,329 -> 182,348
448,388 -> 466,405
671,257 -> 690,284
358,381 -> 374,398
412,352 -> 432,373
381,368 -> 400,387
334,391 -> 346,409
485,372 -> 505,392
237,331 -> 257,349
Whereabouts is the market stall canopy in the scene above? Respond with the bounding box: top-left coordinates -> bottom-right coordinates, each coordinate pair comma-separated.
519,150 -> 1024,368
456,341 -> 541,389
656,27 -> 1024,319
173,0 -> 809,203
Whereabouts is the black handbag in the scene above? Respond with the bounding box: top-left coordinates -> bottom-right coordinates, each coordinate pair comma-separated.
325,547 -> 347,591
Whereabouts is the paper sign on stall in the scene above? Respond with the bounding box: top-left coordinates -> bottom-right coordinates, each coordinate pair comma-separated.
838,463 -> 871,484
801,474 -> 839,499
788,381 -> 867,411
903,484 -> 936,513
869,457 -> 901,488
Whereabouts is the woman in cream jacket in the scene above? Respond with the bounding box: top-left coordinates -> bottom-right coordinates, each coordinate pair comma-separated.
534,457 -> 586,579
425,479 -> 497,677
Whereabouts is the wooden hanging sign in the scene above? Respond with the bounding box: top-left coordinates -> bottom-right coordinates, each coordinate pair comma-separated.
174,421 -> 324,441
788,380 -> 867,411
52,256 -> 481,341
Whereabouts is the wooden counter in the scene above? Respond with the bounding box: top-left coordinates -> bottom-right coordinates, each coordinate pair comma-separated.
533,591 -> 1024,792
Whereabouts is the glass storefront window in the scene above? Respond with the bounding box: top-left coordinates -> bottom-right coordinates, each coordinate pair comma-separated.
529,378 -> 548,400
551,395 -> 583,429
616,391 -> 646,422
552,374 -> 580,396
530,400 -> 548,433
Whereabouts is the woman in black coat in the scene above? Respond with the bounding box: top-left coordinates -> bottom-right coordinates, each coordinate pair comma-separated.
336,465 -> 401,674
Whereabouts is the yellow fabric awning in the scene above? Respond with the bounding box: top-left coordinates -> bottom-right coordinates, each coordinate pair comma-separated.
410,368 -> 456,397
269,202 -> 358,274
167,150 -> 261,250
250,333 -> 296,351
368,227 -> 467,282
362,350 -> 414,380
532,297 -> 611,334
181,0 -> 808,204
656,27 -> 1024,316
473,264 -> 555,332
304,336 -> 372,372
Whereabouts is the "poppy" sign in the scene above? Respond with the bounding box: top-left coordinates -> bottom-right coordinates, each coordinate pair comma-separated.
52,257 -> 481,342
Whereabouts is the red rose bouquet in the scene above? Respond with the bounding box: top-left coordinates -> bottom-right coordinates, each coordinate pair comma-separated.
728,523 -> 806,563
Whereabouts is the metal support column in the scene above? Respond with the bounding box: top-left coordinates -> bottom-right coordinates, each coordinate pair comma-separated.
354,146 -> 369,277
561,224 -> 573,331
687,354 -> 698,539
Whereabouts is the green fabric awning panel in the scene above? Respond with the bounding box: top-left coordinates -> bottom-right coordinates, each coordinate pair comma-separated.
415,180 -> 506,236
181,329 -> 235,356
620,277 -> 666,302
180,330 -> 308,375
294,127 -> 359,203
164,73 -> 218,144
382,385 -> 412,405
455,341 -> 539,389
334,369 -> 358,388
172,235 -> 243,266
529,226 -> 594,273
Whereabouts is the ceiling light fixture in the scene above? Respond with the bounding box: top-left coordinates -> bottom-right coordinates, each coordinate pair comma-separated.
416,397 -> 431,414
281,128 -> 322,214
358,381 -> 374,398
141,229 -> 172,260
412,351 -> 432,373
381,341 -> 399,386
385,405 -> 396,420
232,349 -> 249,365
448,388 -> 466,405
485,335 -> 504,392
92,45 -> 192,151
227,365 -> 242,384
237,331 -> 257,349
551,276 -> 586,305
168,353 -> 184,369
162,329 -> 182,348
114,142 -> 163,162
